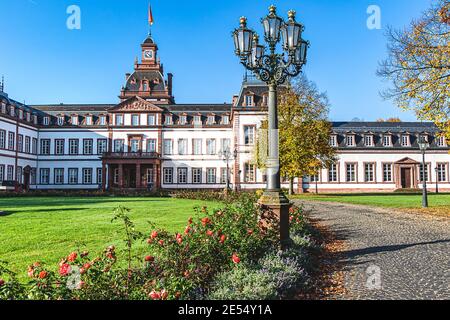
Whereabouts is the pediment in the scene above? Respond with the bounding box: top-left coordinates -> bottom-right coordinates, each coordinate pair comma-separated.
395,157 -> 420,165
110,96 -> 164,113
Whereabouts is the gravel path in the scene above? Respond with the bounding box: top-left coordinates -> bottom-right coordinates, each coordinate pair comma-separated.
293,200 -> 450,300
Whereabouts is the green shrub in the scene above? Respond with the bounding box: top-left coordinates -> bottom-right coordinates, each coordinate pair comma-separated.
207,265 -> 277,300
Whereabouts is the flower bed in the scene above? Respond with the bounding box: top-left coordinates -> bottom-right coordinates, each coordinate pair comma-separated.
0,194 -> 315,300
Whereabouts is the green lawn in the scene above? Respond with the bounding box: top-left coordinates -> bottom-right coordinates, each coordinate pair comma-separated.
291,193 -> 450,210
0,197 -> 221,280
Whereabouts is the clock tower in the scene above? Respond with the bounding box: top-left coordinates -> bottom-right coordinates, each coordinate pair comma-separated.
119,34 -> 174,104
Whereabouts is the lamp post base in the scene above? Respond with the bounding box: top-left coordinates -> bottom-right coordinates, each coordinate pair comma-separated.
258,190 -> 291,249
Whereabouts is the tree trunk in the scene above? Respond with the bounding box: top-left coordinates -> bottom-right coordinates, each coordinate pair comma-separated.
288,178 -> 294,196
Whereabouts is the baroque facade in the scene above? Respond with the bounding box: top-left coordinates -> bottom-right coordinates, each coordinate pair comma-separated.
1,32 -> 449,193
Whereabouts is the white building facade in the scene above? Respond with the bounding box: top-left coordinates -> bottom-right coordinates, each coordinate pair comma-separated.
1,34 -> 449,193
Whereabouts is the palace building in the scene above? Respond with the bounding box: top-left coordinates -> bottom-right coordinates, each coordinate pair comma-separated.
1,29 -> 449,193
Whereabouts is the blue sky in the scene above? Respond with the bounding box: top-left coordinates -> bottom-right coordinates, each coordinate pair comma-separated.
0,0 -> 433,121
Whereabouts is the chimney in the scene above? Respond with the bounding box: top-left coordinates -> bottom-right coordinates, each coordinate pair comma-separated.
167,73 -> 173,96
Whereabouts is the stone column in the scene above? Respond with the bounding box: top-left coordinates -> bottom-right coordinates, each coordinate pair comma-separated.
136,163 -> 141,189
118,164 -> 124,189
102,162 -> 107,191
155,164 -> 161,190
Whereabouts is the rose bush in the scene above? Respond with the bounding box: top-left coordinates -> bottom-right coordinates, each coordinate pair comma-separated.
0,194 -> 313,300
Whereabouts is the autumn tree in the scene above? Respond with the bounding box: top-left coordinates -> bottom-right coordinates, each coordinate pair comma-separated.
378,0 -> 450,139
376,117 -> 402,122
254,75 -> 336,195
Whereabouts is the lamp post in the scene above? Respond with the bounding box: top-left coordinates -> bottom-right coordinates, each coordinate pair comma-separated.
218,147 -> 238,192
232,5 -> 309,245
418,138 -> 429,208
435,167 -> 439,194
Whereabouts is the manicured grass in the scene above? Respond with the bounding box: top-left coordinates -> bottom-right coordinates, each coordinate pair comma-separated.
0,197 -> 221,280
291,193 -> 450,210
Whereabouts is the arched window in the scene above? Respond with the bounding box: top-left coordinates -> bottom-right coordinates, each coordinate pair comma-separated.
143,81 -> 149,92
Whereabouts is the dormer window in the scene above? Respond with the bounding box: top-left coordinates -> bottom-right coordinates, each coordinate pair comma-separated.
222,115 -> 230,125
207,115 -> 215,125
10,106 -> 15,117
437,136 -> 446,147
43,117 -> 50,126
419,134 -> 429,144
165,115 -> 173,125
33,115 -> 38,124
383,135 -> 392,147
262,95 -> 268,106
401,135 -> 410,147
26,112 -> 31,122
99,115 -> 106,126
57,115 -> 64,126
179,115 -> 187,125
115,114 -> 124,126
245,95 -> 254,107
364,135 -> 374,147
194,115 -> 202,125
346,135 -> 355,147
85,116 -> 93,126
1,103 -> 6,114
18,110 -> 23,119
329,135 -> 337,147
71,115 -> 79,125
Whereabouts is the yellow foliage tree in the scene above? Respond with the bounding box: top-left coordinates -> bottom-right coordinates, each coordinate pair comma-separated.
378,0 -> 450,140
254,75 -> 336,195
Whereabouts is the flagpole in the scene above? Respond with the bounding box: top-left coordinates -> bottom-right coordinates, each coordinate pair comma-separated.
148,3 -> 154,37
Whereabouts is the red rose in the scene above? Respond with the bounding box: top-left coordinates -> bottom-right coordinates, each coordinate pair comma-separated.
67,252 -> 78,262
0,279 -> 5,286
201,217 -> 211,226
38,271 -> 48,279
149,290 -> 161,300
232,253 -> 241,264
59,263 -> 71,276
145,256 -> 155,262
151,231 -> 158,239
206,230 -> 214,237
33,262 -> 41,268
27,267 -> 34,278
188,217 -> 193,225
146,238 -> 153,244
184,270 -> 190,278
219,235 -> 227,243
158,240 -> 164,246
247,229 -> 253,235
184,226 -> 191,235
176,234 -> 183,244
83,263 -> 91,270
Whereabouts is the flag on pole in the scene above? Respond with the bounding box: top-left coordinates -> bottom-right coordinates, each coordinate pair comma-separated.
148,3 -> 154,26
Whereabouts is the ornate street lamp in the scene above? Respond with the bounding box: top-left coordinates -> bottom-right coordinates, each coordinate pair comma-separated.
232,5 -> 309,246
218,147 -> 238,192
418,137 -> 429,208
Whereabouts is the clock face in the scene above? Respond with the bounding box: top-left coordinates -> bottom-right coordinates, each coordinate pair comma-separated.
144,50 -> 153,59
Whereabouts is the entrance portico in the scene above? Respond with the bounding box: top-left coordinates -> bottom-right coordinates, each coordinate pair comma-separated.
394,157 -> 420,189
102,152 -> 161,191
